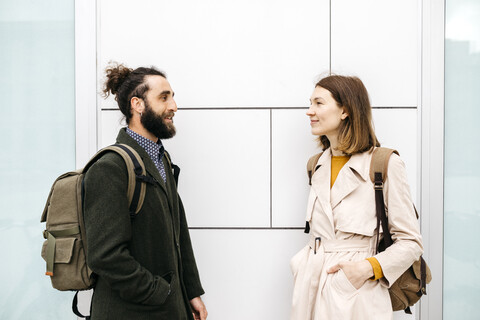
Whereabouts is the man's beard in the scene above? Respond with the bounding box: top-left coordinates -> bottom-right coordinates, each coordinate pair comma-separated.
140,101 -> 176,139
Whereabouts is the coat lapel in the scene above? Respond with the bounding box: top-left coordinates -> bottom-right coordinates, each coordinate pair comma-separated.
330,152 -> 369,209
116,128 -> 168,196
310,149 -> 335,229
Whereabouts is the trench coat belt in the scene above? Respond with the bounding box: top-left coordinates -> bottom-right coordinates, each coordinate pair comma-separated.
308,235 -> 371,254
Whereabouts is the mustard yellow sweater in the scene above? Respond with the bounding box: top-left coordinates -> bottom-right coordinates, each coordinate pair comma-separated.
331,156 -> 383,280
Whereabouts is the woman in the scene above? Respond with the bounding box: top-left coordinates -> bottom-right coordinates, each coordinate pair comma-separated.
290,75 -> 423,319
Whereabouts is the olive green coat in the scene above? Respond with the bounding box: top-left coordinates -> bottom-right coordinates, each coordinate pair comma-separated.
83,128 -> 204,319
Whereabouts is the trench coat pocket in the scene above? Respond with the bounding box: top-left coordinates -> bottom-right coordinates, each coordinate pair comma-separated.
290,246 -> 307,277
143,271 -> 176,306
331,269 -> 358,299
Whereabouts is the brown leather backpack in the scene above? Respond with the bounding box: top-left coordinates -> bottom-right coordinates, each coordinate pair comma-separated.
369,147 -> 432,314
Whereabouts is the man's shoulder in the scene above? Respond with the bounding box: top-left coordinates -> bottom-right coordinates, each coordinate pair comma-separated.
85,151 -> 128,178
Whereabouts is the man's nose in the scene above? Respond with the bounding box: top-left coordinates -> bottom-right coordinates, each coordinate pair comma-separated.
169,99 -> 178,112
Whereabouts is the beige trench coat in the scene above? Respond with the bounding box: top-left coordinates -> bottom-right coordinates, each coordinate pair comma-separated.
290,148 -> 423,320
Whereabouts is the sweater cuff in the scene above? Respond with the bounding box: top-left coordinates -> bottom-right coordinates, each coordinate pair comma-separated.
366,257 -> 384,281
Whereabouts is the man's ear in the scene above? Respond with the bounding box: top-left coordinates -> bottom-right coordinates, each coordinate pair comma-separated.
130,96 -> 144,115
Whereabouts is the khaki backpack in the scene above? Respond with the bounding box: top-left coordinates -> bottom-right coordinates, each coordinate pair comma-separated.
40,144 -> 151,291
306,147 -> 432,313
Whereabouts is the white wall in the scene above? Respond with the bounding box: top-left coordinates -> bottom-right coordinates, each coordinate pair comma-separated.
96,0 -> 420,319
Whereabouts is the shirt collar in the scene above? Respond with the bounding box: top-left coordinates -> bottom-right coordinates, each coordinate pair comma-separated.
126,127 -> 164,161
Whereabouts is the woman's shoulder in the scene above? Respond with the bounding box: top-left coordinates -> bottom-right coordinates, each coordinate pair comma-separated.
381,149 -> 408,182
371,147 -> 405,166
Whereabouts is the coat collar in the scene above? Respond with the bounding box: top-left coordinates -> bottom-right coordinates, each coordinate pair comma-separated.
330,151 -> 370,209
311,148 -> 372,217
344,151 -> 371,182
310,148 -> 334,228
116,128 -> 168,195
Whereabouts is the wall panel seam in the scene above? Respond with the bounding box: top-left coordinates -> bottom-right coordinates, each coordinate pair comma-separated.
101,106 -> 418,111
270,109 -> 273,228
329,0 -> 332,74
187,226 -> 307,231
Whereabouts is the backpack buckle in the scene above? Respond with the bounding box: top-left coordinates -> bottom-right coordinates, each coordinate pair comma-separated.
136,174 -> 155,185
374,181 -> 383,190
314,237 -> 321,254
43,230 -> 49,239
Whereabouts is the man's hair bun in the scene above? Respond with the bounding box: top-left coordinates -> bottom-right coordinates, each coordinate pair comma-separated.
103,62 -> 133,97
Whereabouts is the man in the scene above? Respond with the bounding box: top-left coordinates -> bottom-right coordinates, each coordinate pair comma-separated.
83,63 -> 207,319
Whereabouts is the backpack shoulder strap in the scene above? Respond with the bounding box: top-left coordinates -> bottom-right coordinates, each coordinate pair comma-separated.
84,144 -> 150,216
307,152 -> 324,186
370,147 -> 399,252
369,147 -> 399,184
370,147 -> 419,214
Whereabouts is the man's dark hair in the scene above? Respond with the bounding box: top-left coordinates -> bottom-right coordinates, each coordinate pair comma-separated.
103,62 -> 166,124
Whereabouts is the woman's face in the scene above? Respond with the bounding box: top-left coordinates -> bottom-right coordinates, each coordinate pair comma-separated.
307,86 -> 347,138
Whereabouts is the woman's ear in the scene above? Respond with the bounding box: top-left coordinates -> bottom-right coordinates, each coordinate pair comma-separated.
341,107 -> 349,120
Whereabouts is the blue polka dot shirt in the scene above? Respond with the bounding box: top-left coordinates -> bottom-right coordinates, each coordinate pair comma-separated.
126,128 -> 167,182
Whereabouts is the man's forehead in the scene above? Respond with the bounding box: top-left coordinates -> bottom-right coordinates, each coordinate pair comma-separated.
146,75 -> 172,93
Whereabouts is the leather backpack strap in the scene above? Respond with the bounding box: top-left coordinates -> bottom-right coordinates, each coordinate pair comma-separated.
370,147 -> 399,252
369,147 -> 399,184
72,291 -> 90,319
307,152 -> 323,186
419,256 -> 427,296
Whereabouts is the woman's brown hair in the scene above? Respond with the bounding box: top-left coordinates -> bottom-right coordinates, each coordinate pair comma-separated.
315,75 -> 380,155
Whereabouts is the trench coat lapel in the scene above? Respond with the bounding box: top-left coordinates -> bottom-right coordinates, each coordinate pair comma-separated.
144,157 -> 169,194
330,152 -> 369,209
310,149 -> 335,230
116,128 -> 169,196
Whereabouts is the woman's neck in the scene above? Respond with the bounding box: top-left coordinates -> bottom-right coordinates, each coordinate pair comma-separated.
327,135 -> 346,156
331,149 -> 347,157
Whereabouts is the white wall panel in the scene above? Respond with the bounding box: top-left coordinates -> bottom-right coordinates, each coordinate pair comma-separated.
98,0 -> 329,108
331,0 -> 418,107
99,110 -> 125,148
162,109 -> 271,227
271,109 -> 321,227
190,229 -> 309,320
101,109 -> 271,227
373,108 -> 418,202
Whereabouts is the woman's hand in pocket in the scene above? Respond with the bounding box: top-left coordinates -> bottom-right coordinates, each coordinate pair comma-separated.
327,260 -> 374,289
